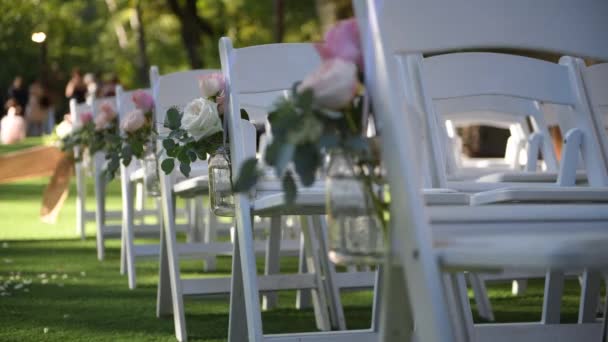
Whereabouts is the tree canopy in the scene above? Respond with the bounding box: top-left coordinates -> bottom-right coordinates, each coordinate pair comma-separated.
0,0 -> 352,113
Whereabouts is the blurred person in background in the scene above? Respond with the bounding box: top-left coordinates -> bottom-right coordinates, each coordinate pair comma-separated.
65,68 -> 87,104
99,74 -> 120,97
7,76 -> 28,111
25,80 -> 51,136
1,98 -> 26,144
84,72 -> 98,103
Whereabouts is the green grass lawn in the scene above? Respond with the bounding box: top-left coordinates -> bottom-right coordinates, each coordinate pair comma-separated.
0,138 -> 597,341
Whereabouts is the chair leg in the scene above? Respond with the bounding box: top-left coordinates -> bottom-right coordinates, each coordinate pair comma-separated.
542,270 -> 564,324
159,189 -> 187,341
602,285 -> 608,342
125,182 -> 137,289
512,279 -> 528,295
442,273 -> 475,342
156,216 -> 173,317
228,230 -> 250,342
75,161 -> 86,240
468,273 -> 495,321
371,266 -> 383,332
296,232 -> 312,309
299,216 -> 332,331
578,270 -> 602,323
203,205 -> 218,271
379,263 -> 414,342
94,168 -> 106,261
230,205 -> 264,341
262,216 -> 281,310
314,216 -> 346,330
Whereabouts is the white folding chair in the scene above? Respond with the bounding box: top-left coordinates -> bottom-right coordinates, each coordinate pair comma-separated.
69,99 -> 93,241
354,0 -> 608,341
219,38 -> 381,342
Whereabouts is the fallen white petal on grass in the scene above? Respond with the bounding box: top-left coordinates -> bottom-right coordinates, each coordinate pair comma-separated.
41,279 -> 49,285
43,327 -> 49,334
13,284 -> 23,290
3,258 -> 13,264
80,271 -> 86,277
1,242 -> 8,248
61,274 -> 68,279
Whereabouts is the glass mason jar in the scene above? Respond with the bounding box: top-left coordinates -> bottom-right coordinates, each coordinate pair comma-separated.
326,151 -> 385,265
208,147 -> 235,217
143,148 -> 160,197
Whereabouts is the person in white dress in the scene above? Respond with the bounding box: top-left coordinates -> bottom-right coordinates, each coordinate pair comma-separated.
1,99 -> 27,145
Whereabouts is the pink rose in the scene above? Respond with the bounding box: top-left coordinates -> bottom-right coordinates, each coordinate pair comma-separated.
100,102 -> 117,120
132,90 -> 154,112
94,109 -> 116,131
297,59 -> 358,110
315,18 -> 363,68
81,112 -> 93,124
121,109 -> 146,133
198,73 -> 225,98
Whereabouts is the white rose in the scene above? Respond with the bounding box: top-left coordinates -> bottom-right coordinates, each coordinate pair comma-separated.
297,59 -> 358,110
56,120 -> 73,138
181,98 -> 223,140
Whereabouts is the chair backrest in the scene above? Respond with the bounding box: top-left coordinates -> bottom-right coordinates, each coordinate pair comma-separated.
423,52 -> 606,187
152,69 -> 219,134
582,62 -> 608,170
69,99 -> 93,126
219,39 -> 321,172
115,86 -> 152,124
91,96 -> 116,120
354,0 -> 608,340
436,94 -> 558,173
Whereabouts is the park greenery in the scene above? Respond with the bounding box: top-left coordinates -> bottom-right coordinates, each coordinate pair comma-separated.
0,0 -> 352,115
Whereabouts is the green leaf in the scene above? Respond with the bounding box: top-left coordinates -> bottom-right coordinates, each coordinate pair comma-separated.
294,144 -> 320,186
131,140 -> 144,157
187,149 -> 197,162
164,107 -> 181,130
162,138 -> 176,151
168,129 -> 186,140
282,171 -> 297,204
161,158 -> 175,174
296,88 -> 314,113
121,145 -> 133,166
179,162 -> 191,177
177,147 -> 190,164
233,158 -> 260,193
107,154 -> 119,178
265,142 -> 294,176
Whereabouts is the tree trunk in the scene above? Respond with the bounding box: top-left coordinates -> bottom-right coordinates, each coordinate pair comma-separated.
166,0 -> 210,69
134,0 -> 150,85
273,0 -> 285,42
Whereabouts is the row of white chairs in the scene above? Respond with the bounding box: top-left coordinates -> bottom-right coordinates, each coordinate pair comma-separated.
72,0 -> 608,340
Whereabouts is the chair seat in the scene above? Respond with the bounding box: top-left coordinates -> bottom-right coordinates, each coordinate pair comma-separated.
130,167 -> 145,182
447,180 -> 564,193
429,203 -> 608,223
436,233 -> 608,271
173,175 -> 209,197
476,171 -> 587,183
470,187 -> 608,205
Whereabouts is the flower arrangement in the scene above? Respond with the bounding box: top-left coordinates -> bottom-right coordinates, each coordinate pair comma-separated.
159,73 -> 242,177
59,111 -> 95,159
233,18 -> 388,263
100,91 -> 156,180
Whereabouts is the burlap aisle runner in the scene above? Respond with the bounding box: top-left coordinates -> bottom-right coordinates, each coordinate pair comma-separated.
40,154 -> 74,223
0,146 -> 73,224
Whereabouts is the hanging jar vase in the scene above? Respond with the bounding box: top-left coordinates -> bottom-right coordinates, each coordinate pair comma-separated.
208,146 -> 235,217
143,144 -> 160,197
326,150 -> 386,265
